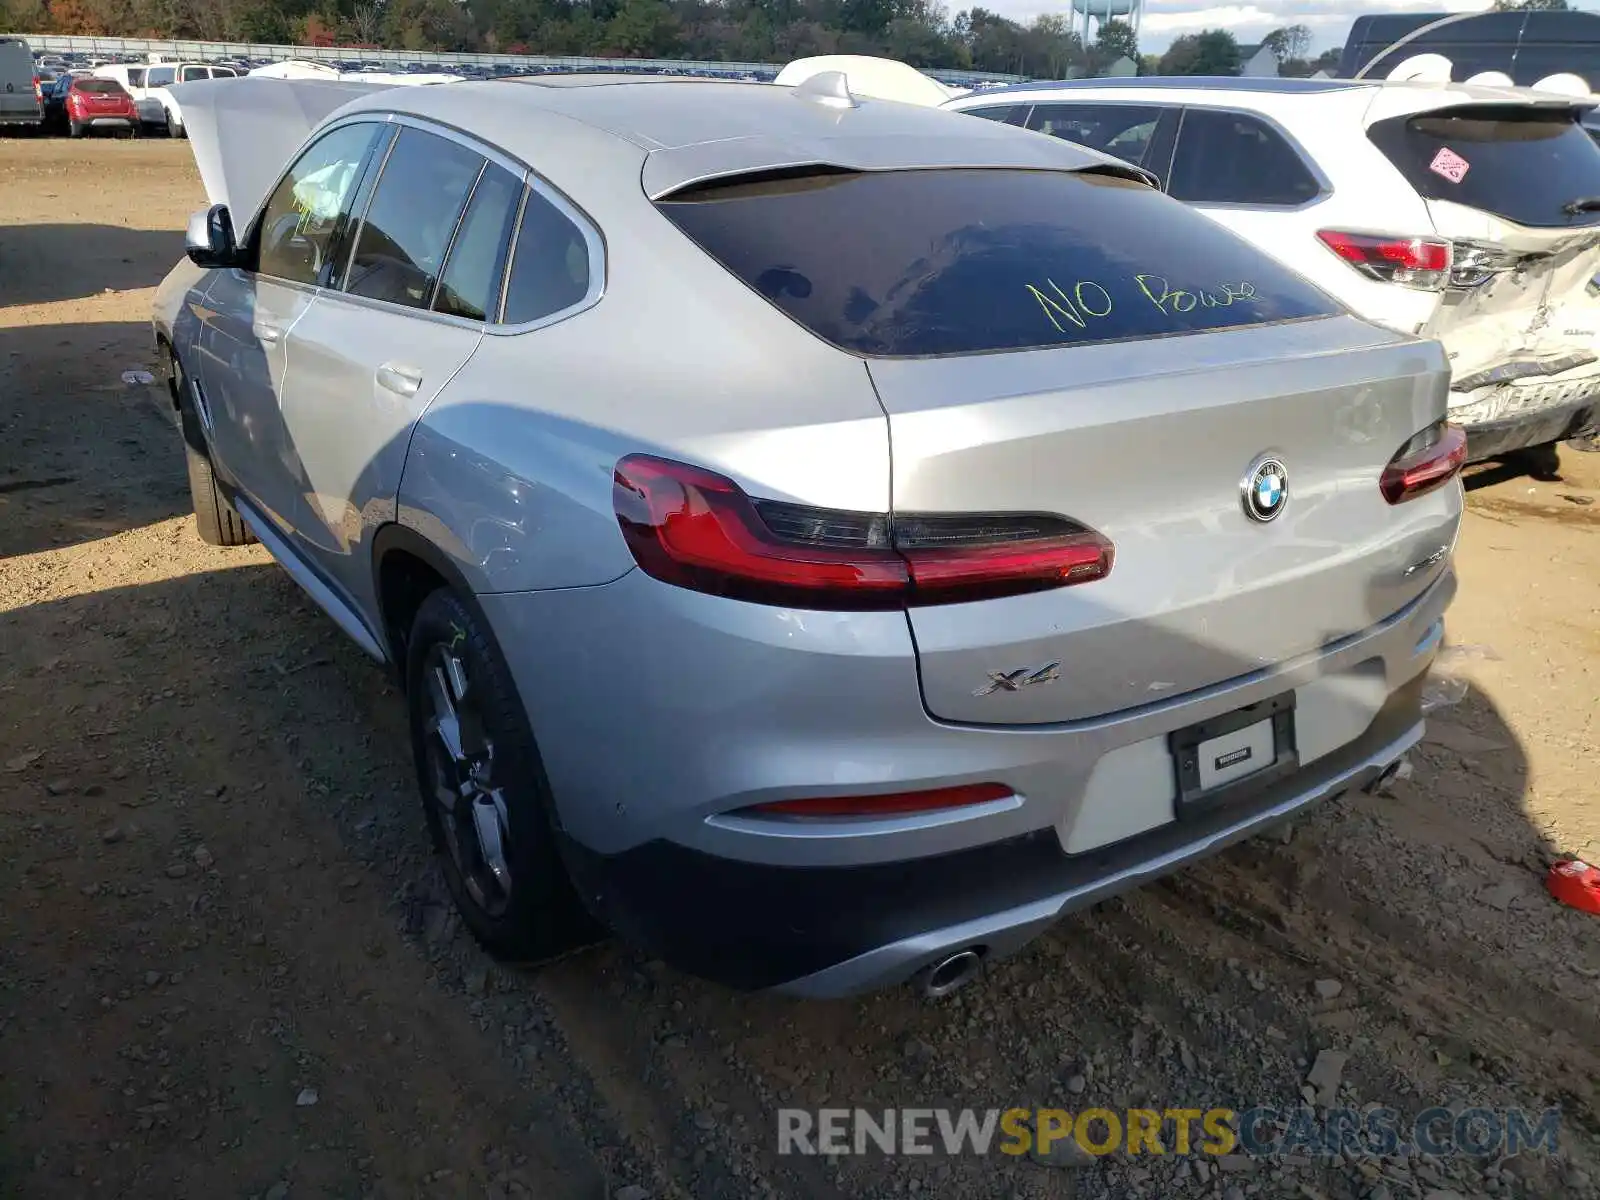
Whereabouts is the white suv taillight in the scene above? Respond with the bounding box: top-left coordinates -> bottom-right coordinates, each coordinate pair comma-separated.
1317,230 -> 1452,291
1448,240 -> 1528,290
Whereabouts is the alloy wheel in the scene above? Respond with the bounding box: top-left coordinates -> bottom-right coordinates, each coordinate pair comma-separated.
421,641 -> 514,917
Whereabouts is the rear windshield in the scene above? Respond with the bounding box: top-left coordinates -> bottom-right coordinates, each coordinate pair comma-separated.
75,78 -> 126,94
1368,106 -> 1600,229
655,168 -> 1336,358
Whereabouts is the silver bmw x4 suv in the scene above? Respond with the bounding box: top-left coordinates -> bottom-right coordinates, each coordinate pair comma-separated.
153,73 -> 1464,997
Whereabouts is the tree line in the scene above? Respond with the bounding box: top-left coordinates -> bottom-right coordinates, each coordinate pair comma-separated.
5,0 -> 1347,82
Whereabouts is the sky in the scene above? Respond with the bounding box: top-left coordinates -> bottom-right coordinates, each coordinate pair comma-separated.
988,0 -> 1600,55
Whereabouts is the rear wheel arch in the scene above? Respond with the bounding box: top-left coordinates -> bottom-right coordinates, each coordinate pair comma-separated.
372,524 -> 485,679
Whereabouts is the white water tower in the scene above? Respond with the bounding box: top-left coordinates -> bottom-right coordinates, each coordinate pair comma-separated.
1070,0 -> 1145,42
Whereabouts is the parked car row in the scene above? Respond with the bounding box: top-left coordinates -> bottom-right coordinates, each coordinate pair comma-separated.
154,73 -> 1463,998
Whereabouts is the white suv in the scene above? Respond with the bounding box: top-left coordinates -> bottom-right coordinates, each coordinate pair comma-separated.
944,77 -> 1600,465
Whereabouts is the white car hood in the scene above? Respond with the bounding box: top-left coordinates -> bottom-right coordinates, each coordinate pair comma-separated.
170,77 -> 392,220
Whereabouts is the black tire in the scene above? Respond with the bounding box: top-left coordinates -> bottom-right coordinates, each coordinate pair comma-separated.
170,352 -> 254,547
1510,441 -> 1563,481
184,443 -> 255,546
165,114 -> 180,138
406,588 -> 603,963
68,120 -> 84,139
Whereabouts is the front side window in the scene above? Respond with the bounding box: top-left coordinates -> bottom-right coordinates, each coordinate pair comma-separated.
501,187 -> 592,324
1168,109 -> 1321,207
434,163 -> 522,321
179,65 -> 208,82
345,127 -> 486,311
1027,103 -> 1164,169
656,167 -> 1335,358
257,122 -> 385,287
212,66 -> 237,78
145,66 -> 174,87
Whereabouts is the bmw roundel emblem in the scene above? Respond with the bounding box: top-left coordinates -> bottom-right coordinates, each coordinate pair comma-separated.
1242,456 -> 1289,523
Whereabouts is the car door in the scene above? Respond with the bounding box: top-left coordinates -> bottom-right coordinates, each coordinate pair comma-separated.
194,120 -> 391,536
276,123 -> 521,612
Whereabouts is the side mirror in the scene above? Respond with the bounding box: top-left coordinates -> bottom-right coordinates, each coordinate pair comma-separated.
185,204 -> 241,269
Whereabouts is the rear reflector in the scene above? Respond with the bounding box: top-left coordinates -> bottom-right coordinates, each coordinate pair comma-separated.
1317,230 -> 1452,291
613,454 -> 1113,610
746,782 -> 1014,819
1380,422 -> 1468,504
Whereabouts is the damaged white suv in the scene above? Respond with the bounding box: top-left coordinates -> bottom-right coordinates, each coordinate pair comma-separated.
945,77 -> 1600,467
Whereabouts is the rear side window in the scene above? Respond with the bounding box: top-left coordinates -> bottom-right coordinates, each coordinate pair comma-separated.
180,66 -> 208,82
1168,109 -> 1321,207
434,162 -> 522,322
1368,106 -> 1600,229
146,66 -> 174,87
656,168 -> 1336,358
212,66 -> 237,78
346,127 -> 485,311
501,188 -> 592,324
127,68 -> 145,87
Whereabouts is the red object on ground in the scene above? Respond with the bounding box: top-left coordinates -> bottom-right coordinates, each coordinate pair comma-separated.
1546,859 -> 1600,915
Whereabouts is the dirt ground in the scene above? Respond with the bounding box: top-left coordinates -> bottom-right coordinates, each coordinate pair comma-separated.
1,138 -> 1597,1200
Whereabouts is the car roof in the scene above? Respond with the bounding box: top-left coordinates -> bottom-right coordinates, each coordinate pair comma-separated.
949,74 -> 1596,124
335,77 -> 1153,199
974,76 -> 1369,98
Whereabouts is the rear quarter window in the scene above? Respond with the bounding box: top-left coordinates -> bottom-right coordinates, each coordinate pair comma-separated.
1368,105 -> 1600,229
655,168 -> 1337,358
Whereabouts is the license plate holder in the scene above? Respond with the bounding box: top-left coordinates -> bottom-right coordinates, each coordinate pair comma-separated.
1169,692 -> 1298,819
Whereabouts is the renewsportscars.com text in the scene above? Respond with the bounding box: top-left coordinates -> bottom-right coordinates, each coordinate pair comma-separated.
777,1106 -> 1562,1159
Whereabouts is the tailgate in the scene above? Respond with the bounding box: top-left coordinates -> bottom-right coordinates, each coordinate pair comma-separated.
877,317 -> 1458,725
1367,102 -> 1600,393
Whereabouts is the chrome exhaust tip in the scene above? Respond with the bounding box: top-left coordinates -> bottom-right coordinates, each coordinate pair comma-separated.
918,948 -> 985,999
1364,756 -> 1411,795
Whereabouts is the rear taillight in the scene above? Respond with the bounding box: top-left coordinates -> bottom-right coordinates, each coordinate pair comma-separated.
1317,230 -> 1452,291
1380,422 -> 1468,504
612,454 -> 1114,610
1448,240 -> 1527,290
746,782 -> 1014,820
32,76 -> 40,103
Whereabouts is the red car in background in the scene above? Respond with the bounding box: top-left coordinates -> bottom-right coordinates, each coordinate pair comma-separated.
57,76 -> 140,138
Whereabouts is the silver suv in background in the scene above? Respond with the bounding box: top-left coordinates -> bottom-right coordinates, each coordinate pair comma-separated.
0,37 -> 42,129
153,76 -> 1462,997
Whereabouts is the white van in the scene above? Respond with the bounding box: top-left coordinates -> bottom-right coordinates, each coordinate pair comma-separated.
0,37 -> 42,128
115,60 -> 239,137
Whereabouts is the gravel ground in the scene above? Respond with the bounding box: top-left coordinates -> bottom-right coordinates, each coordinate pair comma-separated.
1,137 -> 1597,1200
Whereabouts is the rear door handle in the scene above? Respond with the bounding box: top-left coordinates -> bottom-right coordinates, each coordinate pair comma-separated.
254,323 -> 282,344
376,363 -> 423,397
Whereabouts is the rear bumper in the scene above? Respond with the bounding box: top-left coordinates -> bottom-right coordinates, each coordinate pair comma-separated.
483,560 -> 1455,995
80,116 -> 135,128
1451,383 -> 1600,461
564,674 -> 1426,995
